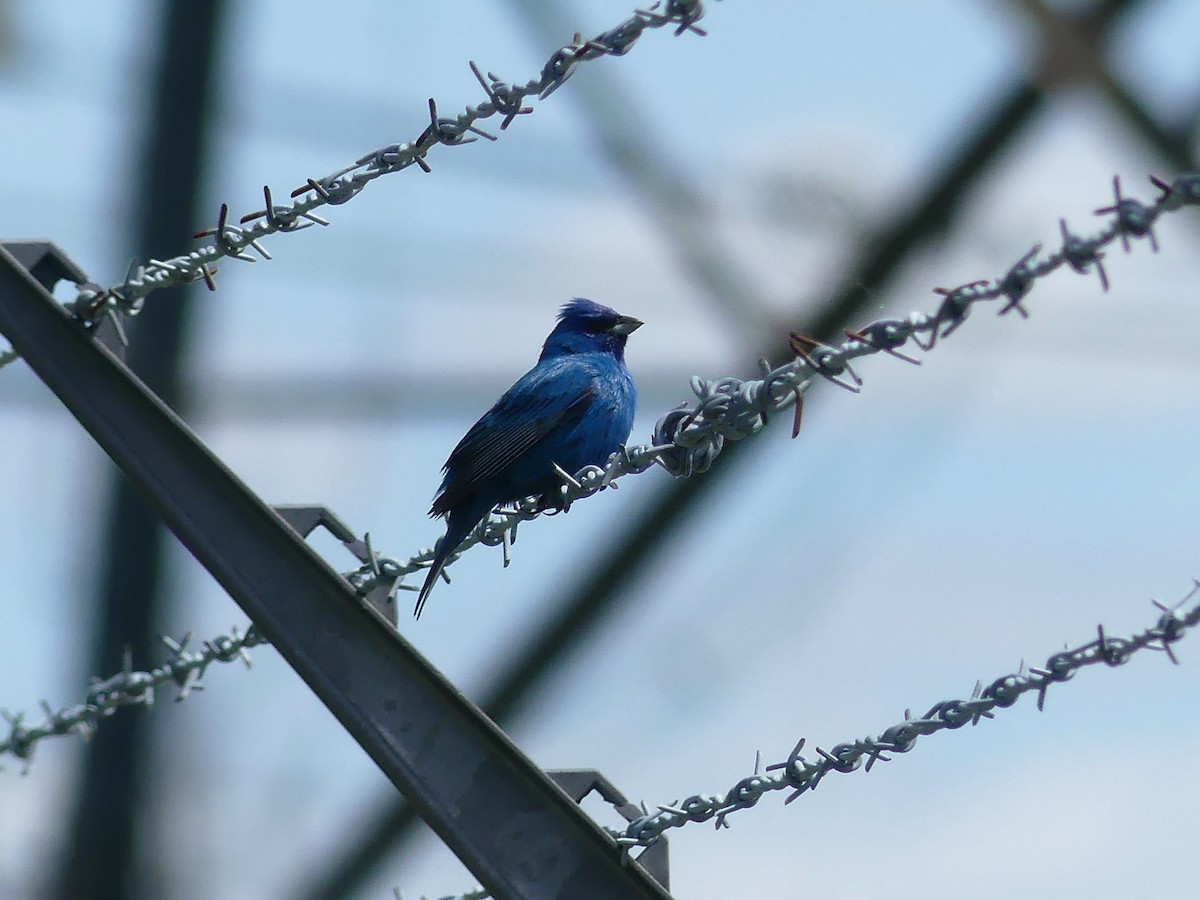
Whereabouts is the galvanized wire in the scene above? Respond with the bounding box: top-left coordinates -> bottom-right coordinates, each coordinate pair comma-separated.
0,625 -> 265,767
353,172 -> 1200,610
611,579 -> 1200,850
6,576 -> 1199,888
4,172 -> 1198,767
0,0 -> 710,371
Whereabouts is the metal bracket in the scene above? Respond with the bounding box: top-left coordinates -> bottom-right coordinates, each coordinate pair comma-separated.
272,504 -> 401,626
0,240 -> 128,361
547,770 -> 669,891
1,240 -> 88,291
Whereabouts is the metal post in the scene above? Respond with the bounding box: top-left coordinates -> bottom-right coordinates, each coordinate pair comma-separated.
57,3 -> 227,896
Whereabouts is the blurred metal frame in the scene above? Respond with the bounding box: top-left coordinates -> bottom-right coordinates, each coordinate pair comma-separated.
55,4 -> 228,897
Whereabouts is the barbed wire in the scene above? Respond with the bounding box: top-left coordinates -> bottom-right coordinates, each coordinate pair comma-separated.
348,171 -> 1200,612
0,0 -> 710,372
0,0 -> 712,773
2,3 -> 1194,893
609,579 -> 1200,851
6,574 -> 1197,897
0,624 -> 266,768
5,170 -> 1199,766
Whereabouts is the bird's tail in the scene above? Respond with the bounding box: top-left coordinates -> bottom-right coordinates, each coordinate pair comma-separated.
415,540 -> 454,620
414,501 -> 489,619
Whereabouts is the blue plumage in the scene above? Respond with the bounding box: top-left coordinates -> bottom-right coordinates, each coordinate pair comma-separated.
416,298 -> 642,618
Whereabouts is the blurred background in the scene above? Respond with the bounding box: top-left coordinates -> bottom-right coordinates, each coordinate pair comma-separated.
2,1 -> 1200,897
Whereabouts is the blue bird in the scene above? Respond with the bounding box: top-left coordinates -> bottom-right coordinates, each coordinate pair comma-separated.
416,298 -> 642,618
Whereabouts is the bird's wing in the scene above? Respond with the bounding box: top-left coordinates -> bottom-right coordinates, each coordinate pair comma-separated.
431,364 -> 597,516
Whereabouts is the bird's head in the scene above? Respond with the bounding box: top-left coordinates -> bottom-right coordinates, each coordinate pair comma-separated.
539,298 -> 643,363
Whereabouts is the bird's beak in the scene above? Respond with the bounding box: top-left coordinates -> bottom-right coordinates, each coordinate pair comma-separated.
610,315 -> 643,336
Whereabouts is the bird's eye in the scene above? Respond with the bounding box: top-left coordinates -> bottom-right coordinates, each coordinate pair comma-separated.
585,316 -> 617,333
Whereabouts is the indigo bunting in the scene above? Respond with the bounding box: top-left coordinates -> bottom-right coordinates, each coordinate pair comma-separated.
416,298 -> 642,618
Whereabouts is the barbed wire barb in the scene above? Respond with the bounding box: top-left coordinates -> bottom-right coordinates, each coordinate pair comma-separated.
6,170 -> 1199,766
611,580 -> 1200,847
0,0 -> 711,371
0,624 -> 268,767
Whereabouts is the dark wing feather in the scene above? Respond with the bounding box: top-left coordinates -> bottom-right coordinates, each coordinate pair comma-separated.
431,383 -> 596,516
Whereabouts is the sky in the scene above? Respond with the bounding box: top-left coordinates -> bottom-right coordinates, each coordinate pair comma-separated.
2,1 -> 1200,898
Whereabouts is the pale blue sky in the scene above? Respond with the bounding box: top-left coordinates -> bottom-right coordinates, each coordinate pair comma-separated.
2,2 -> 1200,898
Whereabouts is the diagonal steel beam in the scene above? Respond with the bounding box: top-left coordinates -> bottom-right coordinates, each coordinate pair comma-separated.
1012,0 -> 1196,169
0,245 -> 672,900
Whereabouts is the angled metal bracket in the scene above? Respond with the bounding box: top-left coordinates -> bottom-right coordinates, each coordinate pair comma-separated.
272,504 -> 401,626
547,770 -> 670,891
0,240 -> 129,362
3,240 -> 87,290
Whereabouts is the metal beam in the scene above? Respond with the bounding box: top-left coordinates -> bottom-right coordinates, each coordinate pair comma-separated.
0,245 -> 672,900
1013,0 -> 1196,169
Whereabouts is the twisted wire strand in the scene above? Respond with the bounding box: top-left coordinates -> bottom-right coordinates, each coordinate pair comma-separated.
611,580 -> 1200,849
7,575 -> 1199,889
0,0 -> 709,371
4,173 -> 1198,766
0,625 -> 266,767
352,172 -> 1200,606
